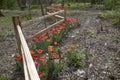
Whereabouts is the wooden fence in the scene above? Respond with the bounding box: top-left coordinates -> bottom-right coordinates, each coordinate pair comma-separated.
12,5 -> 66,80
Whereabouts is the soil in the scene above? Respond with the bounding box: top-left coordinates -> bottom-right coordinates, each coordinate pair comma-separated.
0,8 -> 120,80
58,9 -> 120,80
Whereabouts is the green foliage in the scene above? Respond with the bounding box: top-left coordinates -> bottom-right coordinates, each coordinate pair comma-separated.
46,60 -> 62,80
24,15 -> 32,20
65,2 -> 90,8
112,18 -> 120,25
0,0 -> 18,10
65,44 -> 85,68
0,0 -> 6,9
91,0 -> 96,4
15,61 -> 23,70
103,0 -> 115,10
6,0 -> 18,10
98,10 -> 120,24
31,5 -> 39,9
0,75 -> 8,80
103,0 -> 120,10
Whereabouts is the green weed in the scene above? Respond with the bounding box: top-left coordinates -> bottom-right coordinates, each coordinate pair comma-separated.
98,10 -> 120,24
0,75 -> 8,80
65,2 -> 90,9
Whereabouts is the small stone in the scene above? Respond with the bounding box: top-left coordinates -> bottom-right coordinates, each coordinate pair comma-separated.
76,31 -> 79,34
89,63 -> 93,68
105,43 -> 107,46
102,71 -> 106,74
10,71 -> 13,74
77,69 -> 85,76
11,54 -> 15,57
71,35 -> 75,38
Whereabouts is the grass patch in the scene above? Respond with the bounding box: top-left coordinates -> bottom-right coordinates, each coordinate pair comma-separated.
0,9 -> 41,25
0,75 -> 8,80
0,16 -> 12,25
98,10 -> 120,25
31,5 -> 39,9
65,2 -> 90,9
0,10 -> 40,36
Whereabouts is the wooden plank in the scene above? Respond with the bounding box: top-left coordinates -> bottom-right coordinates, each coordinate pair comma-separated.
17,25 -> 40,80
27,19 -> 64,42
21,47 -> 30,80
47,12 -> 64,19
55,15 -> 64,19
22,10 -> 64,27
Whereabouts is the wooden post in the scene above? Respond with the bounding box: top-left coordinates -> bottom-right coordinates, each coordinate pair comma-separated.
12,16 -> 22,55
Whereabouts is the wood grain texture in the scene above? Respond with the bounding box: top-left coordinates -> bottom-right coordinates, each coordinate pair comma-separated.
21,46 -> 30,80
47,12 -> 64,19
17,25 -> 40,80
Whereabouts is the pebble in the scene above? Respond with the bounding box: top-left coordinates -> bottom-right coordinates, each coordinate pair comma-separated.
77,69 -> 85,77
89,63 -> 93,68
105,42 -> 107,46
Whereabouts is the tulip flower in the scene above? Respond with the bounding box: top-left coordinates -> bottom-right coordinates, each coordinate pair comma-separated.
69,45 -> 75,49
38,72 -> 43,78
51,53 -> 58,59
48,46 -> 54,52
34,61 -> 39,68
14,55 -> 22,61
54,41 -> 57,45
37,35 -> 42,41
36,49 -> 43,54
32,55 -> 38,60
39,56 -> 44,62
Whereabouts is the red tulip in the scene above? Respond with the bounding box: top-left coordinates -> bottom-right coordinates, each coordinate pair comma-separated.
54,41 -> 57,45
32,55 -> 38,60
34,61 -> 39,68
38,72 -> 43,78
37,36 -> 42,41
39,56 -> 44,62
51,53 -> 58,59
48,46 -> 54,52
36,49 -> 43,54
69,45 -> 75,49
14,55 -> 22,61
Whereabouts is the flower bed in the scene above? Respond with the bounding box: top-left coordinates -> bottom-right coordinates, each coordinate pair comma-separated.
14,17 -> 80,80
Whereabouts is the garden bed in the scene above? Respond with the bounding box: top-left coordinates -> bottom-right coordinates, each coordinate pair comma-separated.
14,16 -> 78,80
0,9 -> 120,80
